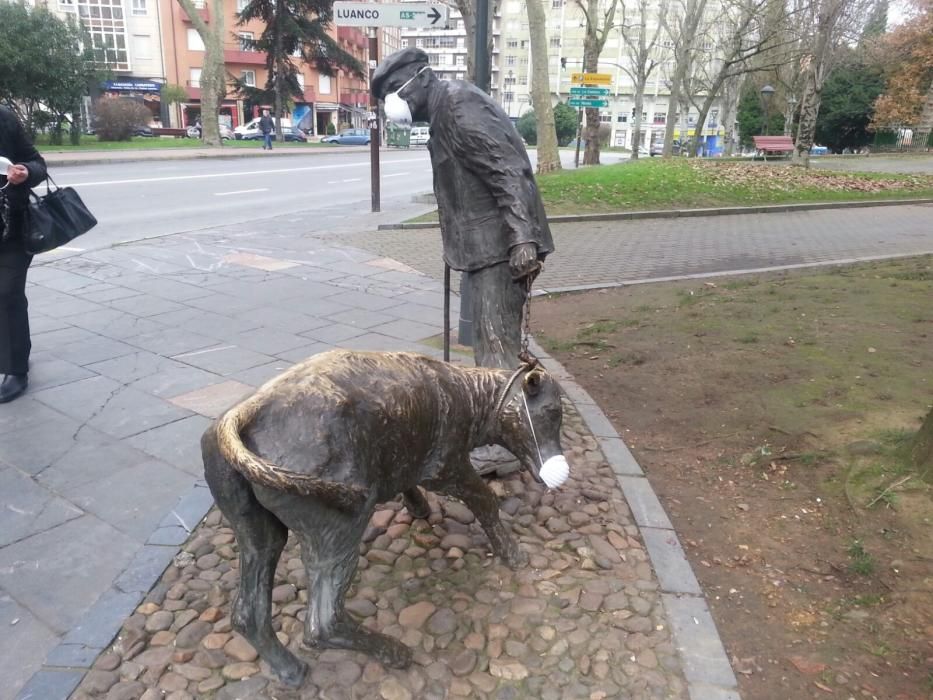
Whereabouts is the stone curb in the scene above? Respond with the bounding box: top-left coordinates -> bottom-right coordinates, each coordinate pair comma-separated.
376,197 -> 933,231
15,483 -> 216,700
529,337 -> 742,700
44,146 -> 371,168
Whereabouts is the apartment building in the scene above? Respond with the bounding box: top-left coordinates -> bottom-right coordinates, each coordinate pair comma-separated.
159,0 -> 370,133
401,0 -> 728,153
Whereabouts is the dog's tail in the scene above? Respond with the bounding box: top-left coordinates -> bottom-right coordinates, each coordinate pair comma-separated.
214,397 -> 368,512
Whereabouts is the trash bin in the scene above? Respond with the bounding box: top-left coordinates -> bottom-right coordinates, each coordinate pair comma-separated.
387,123 -> 410,148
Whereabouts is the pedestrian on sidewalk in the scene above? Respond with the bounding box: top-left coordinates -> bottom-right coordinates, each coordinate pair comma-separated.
260,109 -> 274,151
0,106 -> 47,403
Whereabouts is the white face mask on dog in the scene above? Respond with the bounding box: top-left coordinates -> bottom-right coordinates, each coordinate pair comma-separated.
383,66 -> 429,126
519,389 -> 570,489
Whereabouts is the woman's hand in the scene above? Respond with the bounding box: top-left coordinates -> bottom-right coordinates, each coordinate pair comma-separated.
6,164 -> 28,185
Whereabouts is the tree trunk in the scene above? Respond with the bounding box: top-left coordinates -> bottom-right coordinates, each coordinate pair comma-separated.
792,77 -> 818,167
631,86 -> 645,158
662,0 -> 706,157
581,0 -> 601,166
177,0 -> 225,146
721,75 -> 741,156
912,407 -> 933,483
456,0 -> 495,85
274,0 -> 284,141
526,0 -> 561,173
691,74 -> 724,157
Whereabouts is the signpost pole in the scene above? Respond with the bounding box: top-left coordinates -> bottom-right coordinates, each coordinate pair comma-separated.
369,28 -> 380,213
574,106 -> 583,168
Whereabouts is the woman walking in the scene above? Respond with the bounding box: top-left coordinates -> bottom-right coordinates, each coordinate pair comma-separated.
0,106 -> 46,403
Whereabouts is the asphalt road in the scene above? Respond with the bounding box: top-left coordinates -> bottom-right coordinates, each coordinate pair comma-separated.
52,149 -> 626,253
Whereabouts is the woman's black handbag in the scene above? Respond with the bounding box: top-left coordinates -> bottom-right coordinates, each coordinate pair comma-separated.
24,175 -> 97,254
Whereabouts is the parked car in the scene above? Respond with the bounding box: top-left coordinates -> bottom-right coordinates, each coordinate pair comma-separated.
810,144 -> 829,156
321,128 -> 371,145
234,116 -> 293,140
239,125 -> 308,142
410,125 -> 430,146
186,123 -> 235,140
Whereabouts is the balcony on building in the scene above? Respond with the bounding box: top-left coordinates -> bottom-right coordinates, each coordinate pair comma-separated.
337,27 -> 368,50
180,4 -> 209,23
224,45 -> 266,65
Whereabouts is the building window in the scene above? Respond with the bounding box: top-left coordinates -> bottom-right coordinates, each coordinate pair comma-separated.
520,40 -> 529,49
518,73 -> 528,84
600,114 -> 612,122
416,38 -> 424,47
319,74 -> 331,94
241,70 -> 256,87
238,32 -> 254,51
456,72 -> 464,80
653,112 -> 666,124
79,0 -> 131,70
455,54 -> 465,66
190,68 -> 202,88
505,55 -> 516,66
236,0 -> 248,10
617,115 -> 627,122
503,91 -> 515,102
133,34 -> 151,59
439,36 -> 456,48
549,37 -> 560,48
187,28 -> 205,51
552,0 -> 562,7
60,0 -> 75,11
296,73 -> 305,89
192,0 -> 205,7
507,39 -> 518,48
131,0 -> 146,16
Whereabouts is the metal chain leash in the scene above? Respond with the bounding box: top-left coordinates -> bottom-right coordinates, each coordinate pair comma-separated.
518,263 -> 541,366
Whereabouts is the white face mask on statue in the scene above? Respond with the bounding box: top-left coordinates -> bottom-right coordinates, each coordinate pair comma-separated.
383,66 -> 429,126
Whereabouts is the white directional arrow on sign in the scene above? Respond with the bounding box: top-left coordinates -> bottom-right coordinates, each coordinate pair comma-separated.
334,2 -> 449,27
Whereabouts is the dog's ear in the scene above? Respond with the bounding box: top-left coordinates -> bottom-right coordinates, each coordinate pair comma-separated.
523,369 -> 544,397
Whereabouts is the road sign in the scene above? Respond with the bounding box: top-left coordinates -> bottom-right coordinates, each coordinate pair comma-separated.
570,72 -> 612,86
334,2 -> 448,27
569,86 -> 610,96
568,98 -> 609,108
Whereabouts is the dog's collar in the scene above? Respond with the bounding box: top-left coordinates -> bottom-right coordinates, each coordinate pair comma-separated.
493,359 -> 540,419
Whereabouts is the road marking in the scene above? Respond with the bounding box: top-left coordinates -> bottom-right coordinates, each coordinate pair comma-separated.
60,158 -> 418,187
384,172 -> 410,178
214,188 -> 269,196
342,178 -> 362,183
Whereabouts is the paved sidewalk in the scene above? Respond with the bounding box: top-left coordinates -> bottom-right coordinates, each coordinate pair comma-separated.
43,145 -> 370,167
325,203 -> 933,290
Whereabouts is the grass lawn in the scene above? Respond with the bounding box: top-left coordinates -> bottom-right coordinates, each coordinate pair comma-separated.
534,255 -> 933,700
407,158 -> 933,222
35,135 -> 330,152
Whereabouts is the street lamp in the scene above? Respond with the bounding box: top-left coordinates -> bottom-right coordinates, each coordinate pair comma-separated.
506,70 -> 514,118
760,84 -> 775,136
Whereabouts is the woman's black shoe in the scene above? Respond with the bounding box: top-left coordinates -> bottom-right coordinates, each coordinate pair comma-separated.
0,374 -> 28,403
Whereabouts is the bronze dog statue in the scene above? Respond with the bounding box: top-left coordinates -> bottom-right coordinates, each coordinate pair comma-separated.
201,349 -> 568,686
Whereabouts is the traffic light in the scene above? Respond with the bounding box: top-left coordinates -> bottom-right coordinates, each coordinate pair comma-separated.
560,57 -> 567,69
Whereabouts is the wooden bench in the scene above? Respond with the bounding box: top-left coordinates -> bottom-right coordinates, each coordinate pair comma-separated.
151,127 -> 189,138
752,135 -> 794,159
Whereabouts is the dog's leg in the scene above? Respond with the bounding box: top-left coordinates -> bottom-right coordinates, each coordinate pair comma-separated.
402,486 -> 431,520
202,431 -> 308,687
438,461 -> 528,569
300,511 -> 413,669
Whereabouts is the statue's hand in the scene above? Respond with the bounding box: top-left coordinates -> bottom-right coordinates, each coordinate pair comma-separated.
509,243 -> 540,281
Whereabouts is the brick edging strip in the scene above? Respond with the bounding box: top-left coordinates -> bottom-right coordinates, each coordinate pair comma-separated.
377,197 -> 933,231
528,337 -> 742,700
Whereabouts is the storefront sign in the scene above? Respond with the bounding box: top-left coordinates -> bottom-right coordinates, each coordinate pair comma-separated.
104,79 -> 162,93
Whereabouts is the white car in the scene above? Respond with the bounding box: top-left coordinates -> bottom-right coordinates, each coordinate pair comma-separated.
410,125 -> 430,146
234,116 -> 292,140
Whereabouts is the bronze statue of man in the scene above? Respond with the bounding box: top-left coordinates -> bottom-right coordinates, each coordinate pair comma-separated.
372,47 -> 554,371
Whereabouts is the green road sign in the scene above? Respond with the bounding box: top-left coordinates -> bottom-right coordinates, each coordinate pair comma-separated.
569,87 -> 610,96
568,98 -> 609,108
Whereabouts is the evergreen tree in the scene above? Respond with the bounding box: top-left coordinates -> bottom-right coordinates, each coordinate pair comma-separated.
235,0 -> 363,140
815,48 -> 885,151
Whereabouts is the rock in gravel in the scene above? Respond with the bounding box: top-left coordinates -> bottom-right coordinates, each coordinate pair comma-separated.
427,608 -> 457,636
144,611 -> 173,633
379,677 -> 412,700
222,662 -> 260,681
489,659 -> 529,681
399,601 -> 436,627
174,621 -> 212,648
224,635 -> 258,662
105,681 -> 145,700
216,677 -> 269,700
588,535 -> 622,564
82,670 -> 119,694
346,598 -> 378,617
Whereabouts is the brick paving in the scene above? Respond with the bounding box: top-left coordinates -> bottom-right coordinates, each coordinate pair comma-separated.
320,203 -> 933,289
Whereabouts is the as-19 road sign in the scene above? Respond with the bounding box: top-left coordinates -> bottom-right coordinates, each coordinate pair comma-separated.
568,98 -> 609,109
569,86 -> 610,96
334,2 -> 448,27
570,72 -> 612,85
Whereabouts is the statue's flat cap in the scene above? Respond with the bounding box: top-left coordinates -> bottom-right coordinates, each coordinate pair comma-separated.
371,47 -> 430,100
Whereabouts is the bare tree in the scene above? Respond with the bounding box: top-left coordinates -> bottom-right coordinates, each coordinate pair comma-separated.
685,0 -> 794,156
618,0 -> 668,159
444,0 -> 498,83
176,0 -> 226,146
792,0 -> 872,166
576,0 -> 620,164
526,0 -> 561,172
660,0 -> 708,156
719,73 -> 743,154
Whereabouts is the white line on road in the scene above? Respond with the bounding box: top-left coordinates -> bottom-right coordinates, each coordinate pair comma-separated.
214,188 -> 269,196
60,158 -> 419,187
342,178 -> 362,183
384,172 -> 410,178
173,344 -> 236,358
